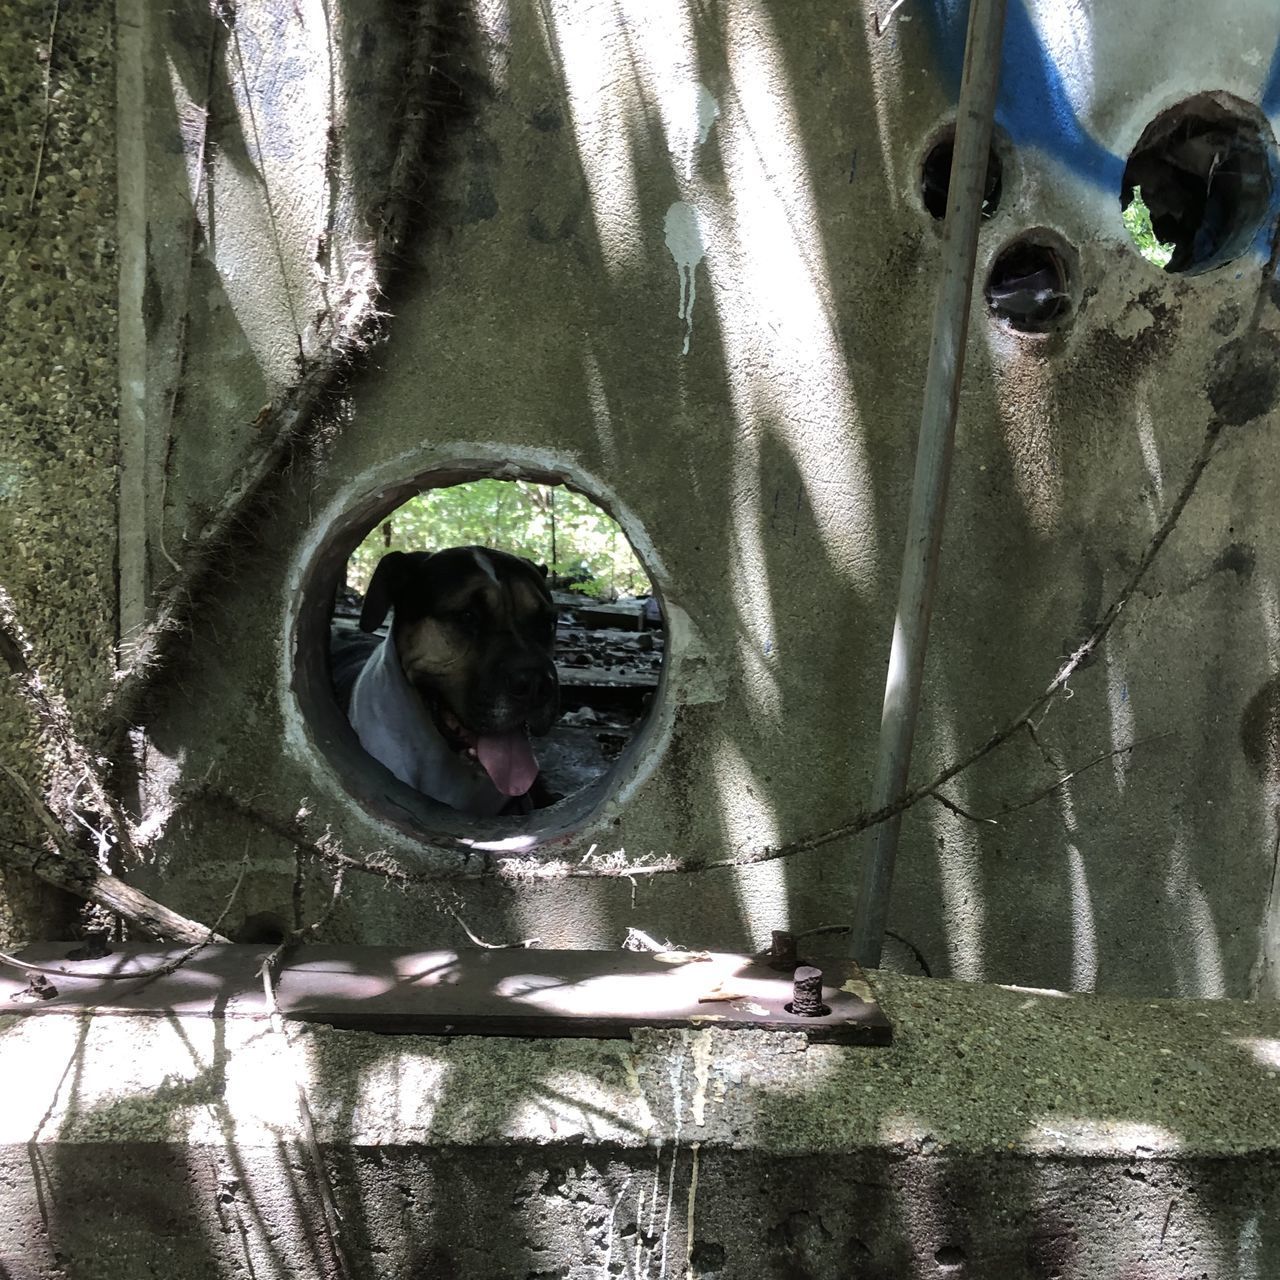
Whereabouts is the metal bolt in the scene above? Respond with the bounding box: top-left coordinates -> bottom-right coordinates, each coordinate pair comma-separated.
769,930 -> 798,969
789,965 -> 829,1018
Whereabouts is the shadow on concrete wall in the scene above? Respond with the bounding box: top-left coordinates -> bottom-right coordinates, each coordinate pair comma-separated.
15,987 -> 1280,1275
139,0 -> 1279,1012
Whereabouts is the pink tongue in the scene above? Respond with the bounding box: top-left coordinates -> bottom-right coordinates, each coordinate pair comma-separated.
475,729 -> 540,797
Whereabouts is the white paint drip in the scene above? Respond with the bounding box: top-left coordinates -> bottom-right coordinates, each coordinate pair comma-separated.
1239,1212 -> 1260,1280
664,202 -> 705,355
599,1176 -> 631,1280
659,1036 -> 689,1280
635,1185 -> 647,1277
615,1043 -> 655,1136
666,82 -> 721,179
684,1141 -> 701,1278
690,1028 -> 713,1127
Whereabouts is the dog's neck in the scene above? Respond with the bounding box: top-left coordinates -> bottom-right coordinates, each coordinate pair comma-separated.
348,629 -> 510,816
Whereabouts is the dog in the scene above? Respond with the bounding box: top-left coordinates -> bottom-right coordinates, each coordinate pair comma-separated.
331,546 -> 560,816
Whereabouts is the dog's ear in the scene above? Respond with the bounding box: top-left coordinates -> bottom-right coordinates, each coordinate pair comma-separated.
360,551 -> 406,632
536,562 -> 549,578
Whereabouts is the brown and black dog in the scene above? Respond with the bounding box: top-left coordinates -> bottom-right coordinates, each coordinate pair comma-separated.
332,547 -> 560,815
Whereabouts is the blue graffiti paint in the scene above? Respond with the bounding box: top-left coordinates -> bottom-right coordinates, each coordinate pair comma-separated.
1254,33 -> 1280,264
922,0 -> 1123,190
1263,31 -> 1280,115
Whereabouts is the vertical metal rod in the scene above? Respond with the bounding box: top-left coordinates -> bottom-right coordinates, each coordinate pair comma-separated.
851,0 -> 1008,968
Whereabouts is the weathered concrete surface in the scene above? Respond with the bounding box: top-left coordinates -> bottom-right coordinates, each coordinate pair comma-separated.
0,0 -> 118,944
3,970 -> 1279,1277
115,1 -> 1280,1001
4,1 -> 1280,1001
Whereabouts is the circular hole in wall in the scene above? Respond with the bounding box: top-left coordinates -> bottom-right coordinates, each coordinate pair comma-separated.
295,471 -> 666,846
1121,92 -> 1275,274
984,232 -> 1076,333
920,126 -> 1004,220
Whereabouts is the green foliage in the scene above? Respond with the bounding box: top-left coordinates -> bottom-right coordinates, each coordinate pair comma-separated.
348,480 -> 652,600
1122,186 -> 1174,269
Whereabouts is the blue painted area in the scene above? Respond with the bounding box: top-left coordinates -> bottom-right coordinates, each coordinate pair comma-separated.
1256,32 -> 1280,265
924,2 -> 1280,266
1263,32 -> 1280,115
922,0 -> 1123,190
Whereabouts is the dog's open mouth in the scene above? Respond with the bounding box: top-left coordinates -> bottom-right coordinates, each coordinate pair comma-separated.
437,704 -> 540,798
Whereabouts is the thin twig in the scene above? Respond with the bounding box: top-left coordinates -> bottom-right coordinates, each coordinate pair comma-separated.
930,734 -> 1170,826
437,900 -> 540,950
0,768 -> 229,944
1,590 -> 142,867
26,0 -> 61,218
929,791 -> 998,826
884,928 -> 931,977
197,398 -> 1222,892
873,0 -> 910,37
0,845 -> 249,982
258,862 -> 347,978
993,736 -> 1168,818
260,965 -> 354,1280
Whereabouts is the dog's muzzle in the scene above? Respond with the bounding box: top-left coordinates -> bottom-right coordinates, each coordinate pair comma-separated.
426,656 -> 560,798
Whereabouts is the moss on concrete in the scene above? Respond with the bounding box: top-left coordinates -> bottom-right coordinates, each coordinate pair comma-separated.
0,0 -> 118,944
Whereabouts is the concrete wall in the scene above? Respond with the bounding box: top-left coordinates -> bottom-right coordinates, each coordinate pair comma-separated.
6,1 -> 1280,997
5,971 -> 1280,1278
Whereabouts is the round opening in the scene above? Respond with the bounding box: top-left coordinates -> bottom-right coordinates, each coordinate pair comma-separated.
984,233 -> 1075,333
1121,92 -> 1275,274
294,469 -> 666,848
921,127 -> 1003,220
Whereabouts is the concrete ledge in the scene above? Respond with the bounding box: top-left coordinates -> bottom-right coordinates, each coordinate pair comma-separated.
3,971 -> 1279,1277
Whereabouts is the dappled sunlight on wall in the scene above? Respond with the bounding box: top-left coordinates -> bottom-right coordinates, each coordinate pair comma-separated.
1029,0 -> 1097,122
926,716 -> 987,982
1021,1116 -> 1182,1157
1165,831 -> 1227,997
1134,389 -> 1166,526
988,335 -> 1065,536
342,1054 -> 452,1143
711,1 -> 879,593
1054,787 -> 1100,992
712,737 -> 789,936
1103,646 -> 1135,795
215,8 -> 339,371
538,1 -> 645,280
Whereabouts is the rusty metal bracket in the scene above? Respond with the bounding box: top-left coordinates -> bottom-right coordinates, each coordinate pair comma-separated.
1,943 -> 891,1045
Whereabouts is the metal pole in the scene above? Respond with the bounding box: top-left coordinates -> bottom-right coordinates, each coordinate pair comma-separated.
850,0 -> 1007,968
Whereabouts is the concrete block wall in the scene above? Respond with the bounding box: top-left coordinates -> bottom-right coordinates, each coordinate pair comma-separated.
5,2 -> 1280,995
4,971 -> 1280,1278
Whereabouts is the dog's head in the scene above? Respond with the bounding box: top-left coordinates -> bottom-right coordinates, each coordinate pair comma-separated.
359,546 -> 560,797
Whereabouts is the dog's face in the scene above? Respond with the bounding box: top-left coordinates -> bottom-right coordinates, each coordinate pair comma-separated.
359,546 -> 560,796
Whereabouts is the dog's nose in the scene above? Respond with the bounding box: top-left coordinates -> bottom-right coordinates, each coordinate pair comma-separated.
506,661 -> 551,703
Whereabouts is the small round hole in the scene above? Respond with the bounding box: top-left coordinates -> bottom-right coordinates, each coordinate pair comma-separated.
921,128 -> 1003,221
984,236 -> 1074,333
1121,92 -> 1275,274
234,913 -> 289,945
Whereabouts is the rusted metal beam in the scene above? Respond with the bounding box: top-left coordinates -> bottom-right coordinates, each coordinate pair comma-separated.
2,943 -> 892,1045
